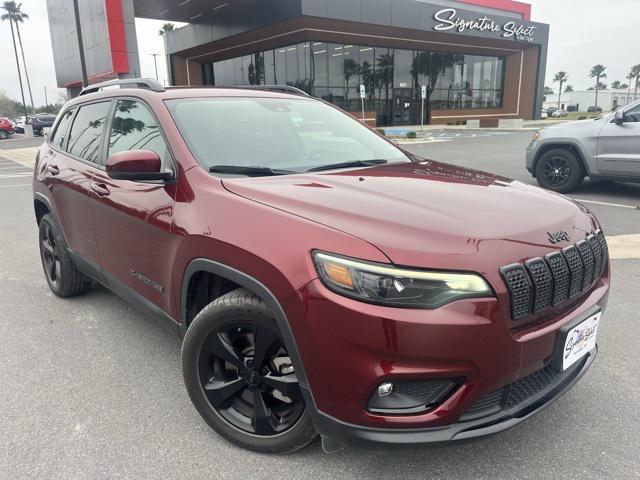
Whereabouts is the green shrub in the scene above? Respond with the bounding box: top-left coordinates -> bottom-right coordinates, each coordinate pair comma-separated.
375,128 -> 385,136
578,116 -> 587,120
406,131 -> 417,139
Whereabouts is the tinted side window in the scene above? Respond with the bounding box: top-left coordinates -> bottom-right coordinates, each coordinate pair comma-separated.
625,104 -> 640,123
108,100 -> 170,168
67,101 -> 111,164
49,108 -> 75,151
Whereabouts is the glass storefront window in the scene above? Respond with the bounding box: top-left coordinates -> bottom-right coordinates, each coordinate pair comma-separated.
311,42 -> 328,86
394,49 -> 413,89
208,43 -> 505,125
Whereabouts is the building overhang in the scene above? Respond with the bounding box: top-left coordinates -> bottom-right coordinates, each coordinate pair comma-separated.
160,0 -> 547,63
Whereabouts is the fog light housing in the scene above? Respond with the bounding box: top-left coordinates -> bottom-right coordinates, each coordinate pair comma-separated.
367,379 -> 460,415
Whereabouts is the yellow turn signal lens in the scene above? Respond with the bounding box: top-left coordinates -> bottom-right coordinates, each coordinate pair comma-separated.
323,261 -> 354,289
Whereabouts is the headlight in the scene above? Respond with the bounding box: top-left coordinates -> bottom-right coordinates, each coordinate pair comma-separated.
312,252 -> 493,309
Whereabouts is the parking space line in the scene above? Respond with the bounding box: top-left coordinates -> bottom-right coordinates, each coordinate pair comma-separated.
0,173 -> 33,179
607,234 -> 640,259
574,198 -> 639,210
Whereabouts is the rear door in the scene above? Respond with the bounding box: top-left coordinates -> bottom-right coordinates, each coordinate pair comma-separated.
41,101 -> 112,268
91,98 -> 178,315
596,103 -> 640,176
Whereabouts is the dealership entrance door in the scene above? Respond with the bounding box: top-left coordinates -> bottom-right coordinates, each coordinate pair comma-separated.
392,89 -> 420,126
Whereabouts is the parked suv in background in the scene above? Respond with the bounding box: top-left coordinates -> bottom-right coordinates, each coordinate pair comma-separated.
31,114 -> 56,136
34,79 -> 610,453
527,99 -> 640,192
0,117 -> 15,139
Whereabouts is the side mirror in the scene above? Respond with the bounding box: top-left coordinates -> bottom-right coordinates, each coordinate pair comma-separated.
614,109 -> 625,125
106,150 -> 174,182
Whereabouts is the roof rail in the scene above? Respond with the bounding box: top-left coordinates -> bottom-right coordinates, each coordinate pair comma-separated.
236,85 -> 310,96
79,78 -> 165,96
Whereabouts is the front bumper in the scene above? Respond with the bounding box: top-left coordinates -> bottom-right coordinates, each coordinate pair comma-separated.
284,271 -> 608,444
526,140 -> 539,174
308,348 -> 596,446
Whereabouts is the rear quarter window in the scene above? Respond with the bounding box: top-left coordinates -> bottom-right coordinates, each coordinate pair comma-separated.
49,108 -> 75,151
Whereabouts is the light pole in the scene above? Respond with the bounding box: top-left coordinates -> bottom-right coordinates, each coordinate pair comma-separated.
150,54 -> 160,81
44,86 -> 48,107
72,0 -> 88,87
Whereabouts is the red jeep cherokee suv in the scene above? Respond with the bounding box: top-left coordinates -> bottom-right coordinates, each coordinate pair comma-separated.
33,79 -> 609,453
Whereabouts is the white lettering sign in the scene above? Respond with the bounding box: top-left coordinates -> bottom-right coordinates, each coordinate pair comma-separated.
360,84 -> 366,99
433,8 -> 537,42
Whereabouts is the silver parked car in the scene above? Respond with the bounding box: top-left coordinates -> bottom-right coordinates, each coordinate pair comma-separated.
526,100 -> 640,192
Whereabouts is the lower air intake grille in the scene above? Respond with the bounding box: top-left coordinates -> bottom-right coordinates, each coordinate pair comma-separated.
459,357 -> 588,422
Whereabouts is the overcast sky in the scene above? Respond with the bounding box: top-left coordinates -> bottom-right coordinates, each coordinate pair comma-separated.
0,0 -> 638,106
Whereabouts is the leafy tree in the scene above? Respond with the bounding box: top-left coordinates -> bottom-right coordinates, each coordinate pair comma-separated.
589,64 -> 607,108
553,71 -> 568,109
0,91 -> 23,117
564,85 -> 574,93
159,22 -> 174,36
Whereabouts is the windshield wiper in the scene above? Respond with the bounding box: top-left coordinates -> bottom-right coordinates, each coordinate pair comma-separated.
209,165 -> 296,177
307,159 -> 388,173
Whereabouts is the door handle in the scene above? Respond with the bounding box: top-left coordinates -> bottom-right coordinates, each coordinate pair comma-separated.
47,164 -> 60,175
90,182 -> 110,197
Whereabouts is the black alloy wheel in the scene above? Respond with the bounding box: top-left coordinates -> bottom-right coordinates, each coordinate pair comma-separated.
182,288 -> 317,453
535,148 -> 584,193
37,214 -> 92,297
0,130 -> 8,140
198,323 -> 305,436
541,155 -> 571,188
40,221 -> 61,289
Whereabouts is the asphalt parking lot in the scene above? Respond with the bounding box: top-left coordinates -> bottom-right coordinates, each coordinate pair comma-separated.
1,132 -> 638,479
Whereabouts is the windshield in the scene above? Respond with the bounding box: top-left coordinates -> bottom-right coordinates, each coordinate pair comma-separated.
165,97 -> 411,174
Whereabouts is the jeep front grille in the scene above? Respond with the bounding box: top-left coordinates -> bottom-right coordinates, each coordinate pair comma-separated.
500,230 -> 608,321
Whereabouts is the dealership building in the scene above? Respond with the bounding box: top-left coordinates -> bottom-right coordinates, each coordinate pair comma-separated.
47,0 -> 548,126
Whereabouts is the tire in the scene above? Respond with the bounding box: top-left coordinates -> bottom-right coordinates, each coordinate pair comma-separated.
0,129 -> 8,140
182,288 -> 317,453
38,214 -> 92,298
535,148 -> 584,193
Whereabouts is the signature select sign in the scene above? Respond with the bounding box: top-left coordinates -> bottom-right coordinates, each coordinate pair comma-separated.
433,8 -> 537,41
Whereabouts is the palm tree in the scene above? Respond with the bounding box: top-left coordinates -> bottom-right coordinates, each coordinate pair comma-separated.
611,80 -> 622,90
159,22 -> 174,36
589,64 -> 607,108
1,1 -> 27,119
626,72 -> 635,104
343,58 -> 359,102
631,64 -> 640,101
376,53 -> 394,124
553,71 -> 568,110
564,85 -> 574,93
7,3 -> 33,111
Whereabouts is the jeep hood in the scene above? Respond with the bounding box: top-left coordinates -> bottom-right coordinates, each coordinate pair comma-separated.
222,161 -> 597,270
